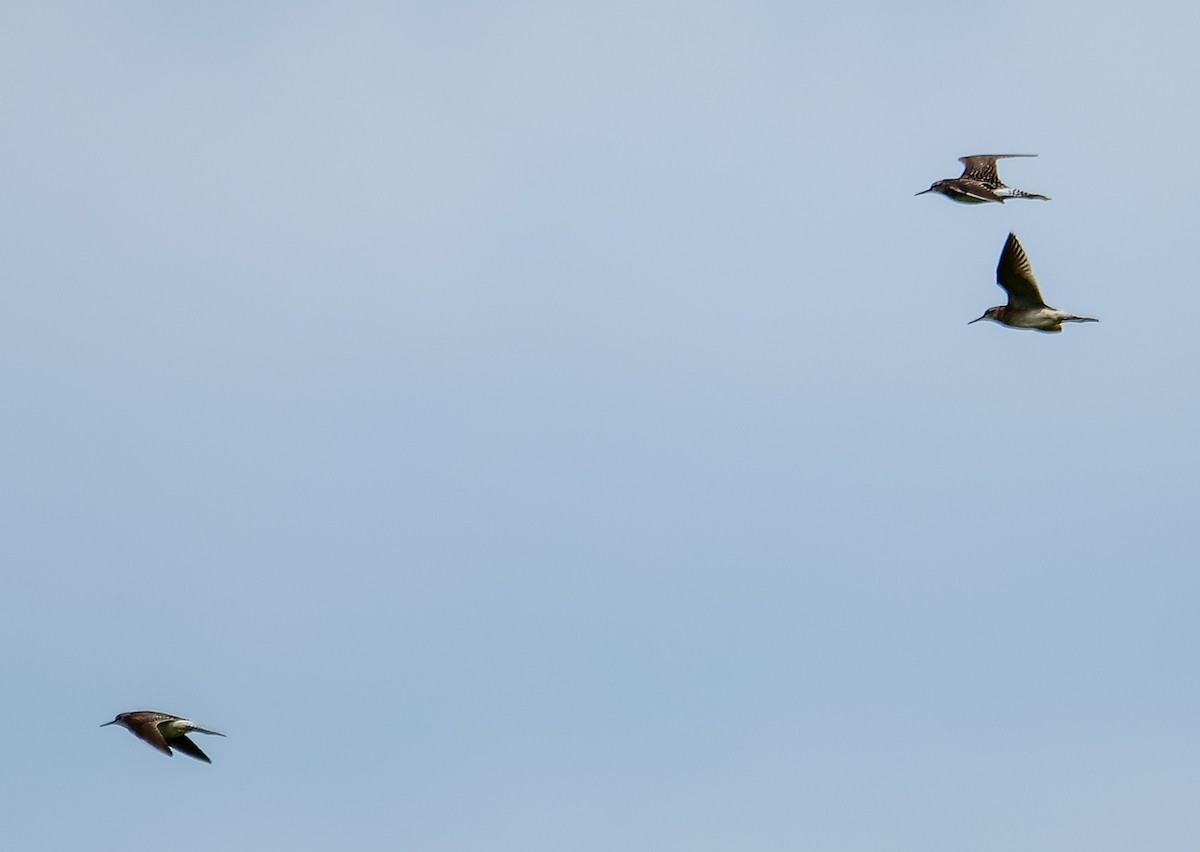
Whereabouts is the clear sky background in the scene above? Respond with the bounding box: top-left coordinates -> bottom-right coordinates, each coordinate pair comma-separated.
3,2 -> 1198,850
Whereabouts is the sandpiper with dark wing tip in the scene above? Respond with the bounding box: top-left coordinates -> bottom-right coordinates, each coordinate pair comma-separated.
970,232 -> 1097,332
917,154 -> 1050,204
101,711 -> 226,763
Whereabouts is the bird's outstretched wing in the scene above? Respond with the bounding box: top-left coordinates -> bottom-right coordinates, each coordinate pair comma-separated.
958,153 -> 1037,186
995,232 -> 1047,308
123,713 -> 175,756
167,734 -> 213,764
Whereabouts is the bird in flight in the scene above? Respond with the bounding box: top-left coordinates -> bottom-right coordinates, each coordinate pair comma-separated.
916,154 -> 1049,204
101,711 -> 226,763
969,232 -> 1097,332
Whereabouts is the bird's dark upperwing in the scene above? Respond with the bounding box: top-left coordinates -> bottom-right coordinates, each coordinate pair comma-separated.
952,181 -> 1003,203
128,717 -> 174,756
168,734 -> 213,764
958,153 -> 1036,186
995,232 -> 1047,309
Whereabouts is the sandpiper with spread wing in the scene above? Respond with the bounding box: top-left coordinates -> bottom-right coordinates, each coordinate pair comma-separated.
101,711 -> 226,763
917,154 -> 1050,204
969,233 -> 1097,332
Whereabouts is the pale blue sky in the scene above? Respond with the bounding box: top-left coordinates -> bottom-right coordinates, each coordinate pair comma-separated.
3,2 -> 1199,850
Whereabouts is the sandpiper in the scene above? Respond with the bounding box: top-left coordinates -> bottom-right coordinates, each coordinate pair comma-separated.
101,711 -> 226,763
969,232 -> 1097,332
916,154 -> 1049,204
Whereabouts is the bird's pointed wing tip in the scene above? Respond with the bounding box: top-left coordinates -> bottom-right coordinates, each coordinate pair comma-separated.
170,735 -> 214,764
960,153 -> 1038,160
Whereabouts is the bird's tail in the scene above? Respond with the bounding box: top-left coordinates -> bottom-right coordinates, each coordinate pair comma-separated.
1065,315 -> 1099,323
192,726 -> 226,737
1007,188 -> 1051,201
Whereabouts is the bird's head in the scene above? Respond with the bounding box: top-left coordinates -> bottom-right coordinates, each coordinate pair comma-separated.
968,307 -> 1003,325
